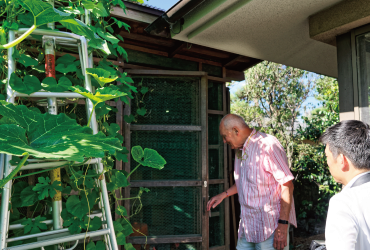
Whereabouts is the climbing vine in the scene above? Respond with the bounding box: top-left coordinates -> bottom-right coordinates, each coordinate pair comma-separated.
0,0 -> 162,249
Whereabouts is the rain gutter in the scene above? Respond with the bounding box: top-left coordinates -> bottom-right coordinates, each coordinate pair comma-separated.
145,0 -> 206,38
145,0 -> 253,39
186,0 -> 253,39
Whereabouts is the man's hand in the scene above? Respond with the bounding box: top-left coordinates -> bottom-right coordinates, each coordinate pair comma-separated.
207,192 -> 227,211
273,223 -> 288,250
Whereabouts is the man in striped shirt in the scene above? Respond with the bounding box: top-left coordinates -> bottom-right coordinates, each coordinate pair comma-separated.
207,114 -> 296,250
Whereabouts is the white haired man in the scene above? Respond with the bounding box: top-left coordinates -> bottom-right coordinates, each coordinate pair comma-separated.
207,114 -> 296,250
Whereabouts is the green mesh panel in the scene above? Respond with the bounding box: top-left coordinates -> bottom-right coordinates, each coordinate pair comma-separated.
209,184 -> 225,247
130,187 -> 201,236
202,64 -> 222,78
130,131 -> 201,181
208,114 -> 223,145
209,148 -> 224,179
208,81 -> 223,111
131,77 -> 200,125
132,243 -> 201,250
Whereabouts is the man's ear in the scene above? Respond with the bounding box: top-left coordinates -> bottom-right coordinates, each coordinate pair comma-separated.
233,126 -> 239,135
340,154 -> 350,172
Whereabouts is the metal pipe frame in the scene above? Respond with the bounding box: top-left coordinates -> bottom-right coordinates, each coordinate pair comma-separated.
0,30 -> 16,250
80,36 -> 118,250
19,158 -> 99,170
15,92 -> 85,98
9,220 -> 53,230
6,228 -> 69,243
5,229 -> 111,250
1,28 -> 118,250
8,213 -> 104,231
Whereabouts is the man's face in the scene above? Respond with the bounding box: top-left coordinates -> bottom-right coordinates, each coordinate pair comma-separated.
219,124 -> 242,149
325,145 -> 343,184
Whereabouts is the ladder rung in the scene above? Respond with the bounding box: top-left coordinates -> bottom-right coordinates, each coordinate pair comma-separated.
5,228 -> 111,250
8,212 -> 103,230
18,158 -> 99,170
6,228 -> 69,243
15,92 -> 85,98
9,220 -> 53,230
15,29 -> 82,41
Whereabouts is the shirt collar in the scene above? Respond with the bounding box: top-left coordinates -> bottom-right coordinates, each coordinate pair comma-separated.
242,128 -> 256,152
343,171 -> 370,190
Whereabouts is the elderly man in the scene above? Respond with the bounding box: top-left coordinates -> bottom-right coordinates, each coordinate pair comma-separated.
320,120 -> 370,250
207,114 -> 296,250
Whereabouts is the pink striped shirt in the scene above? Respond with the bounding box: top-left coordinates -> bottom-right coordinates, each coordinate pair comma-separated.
234,129 -> 297,243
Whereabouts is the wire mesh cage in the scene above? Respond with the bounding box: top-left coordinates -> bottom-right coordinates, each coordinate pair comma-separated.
130,131 -> 201,181
208,115 -> 224,180
209,184 -> 225,247
131,77 -> 200,125
208,81 -> 223,111
130,187 -> 201,236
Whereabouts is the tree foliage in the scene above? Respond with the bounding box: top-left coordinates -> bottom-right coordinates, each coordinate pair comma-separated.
293,76 -> 340,227
231,61 -> 314,167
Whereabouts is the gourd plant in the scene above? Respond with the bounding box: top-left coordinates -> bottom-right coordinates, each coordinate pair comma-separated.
0,0 -> 164,249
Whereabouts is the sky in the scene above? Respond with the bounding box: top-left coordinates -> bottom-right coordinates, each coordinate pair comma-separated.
145,0 -> 321,116
145,0 -> 179,11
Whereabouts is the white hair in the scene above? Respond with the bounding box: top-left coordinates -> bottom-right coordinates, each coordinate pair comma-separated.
220,114 -> 248,130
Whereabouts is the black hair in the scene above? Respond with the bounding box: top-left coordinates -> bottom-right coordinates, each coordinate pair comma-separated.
319,120 -> 370,170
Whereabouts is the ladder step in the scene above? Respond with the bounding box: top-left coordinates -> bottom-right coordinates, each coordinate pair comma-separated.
16,29 -> 81,41
15,92 -> 85,98
18,158 -> 99,170
6,228 -> 69,243
8,212 -> 104,230
5,228 -> 111,250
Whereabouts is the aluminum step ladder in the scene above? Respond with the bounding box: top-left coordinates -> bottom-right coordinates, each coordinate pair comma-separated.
0,28 -> 118,250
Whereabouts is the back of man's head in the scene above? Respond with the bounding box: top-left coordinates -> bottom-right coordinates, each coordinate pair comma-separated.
320,120 -> 370,170
220,114 -> 248,131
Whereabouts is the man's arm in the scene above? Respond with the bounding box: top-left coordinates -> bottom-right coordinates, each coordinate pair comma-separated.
207,183 -> 237,211
273,180 -> 294,250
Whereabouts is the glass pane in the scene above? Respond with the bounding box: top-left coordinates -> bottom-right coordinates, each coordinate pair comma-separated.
208,114 -> 223,145
130,187 -> 202,236
130,131 -> 201,181
131,77 -> 200,125
356,33 -> 370,123
209,184 -> 225,247
209,148 -> 224,179
130,243 -> 201,250
208,81 -> 223,111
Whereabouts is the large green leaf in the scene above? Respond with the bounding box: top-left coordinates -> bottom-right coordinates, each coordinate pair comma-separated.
69,85 -> 127,106
131,146 -> 166,169
66,195 -> 89,220
0,101 -> 122,161
11,181 -> 29,208
9,73 -> 42,95
22,216 -> 47,235
41,77 -> 72,92
55,61 -> 80,74
20,186 -> 38,207
61,209 -> 86,234
18,0 -> 73,26
82,1 -> 109,18
32,176 -> 62,200
86,68 -> 118,87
